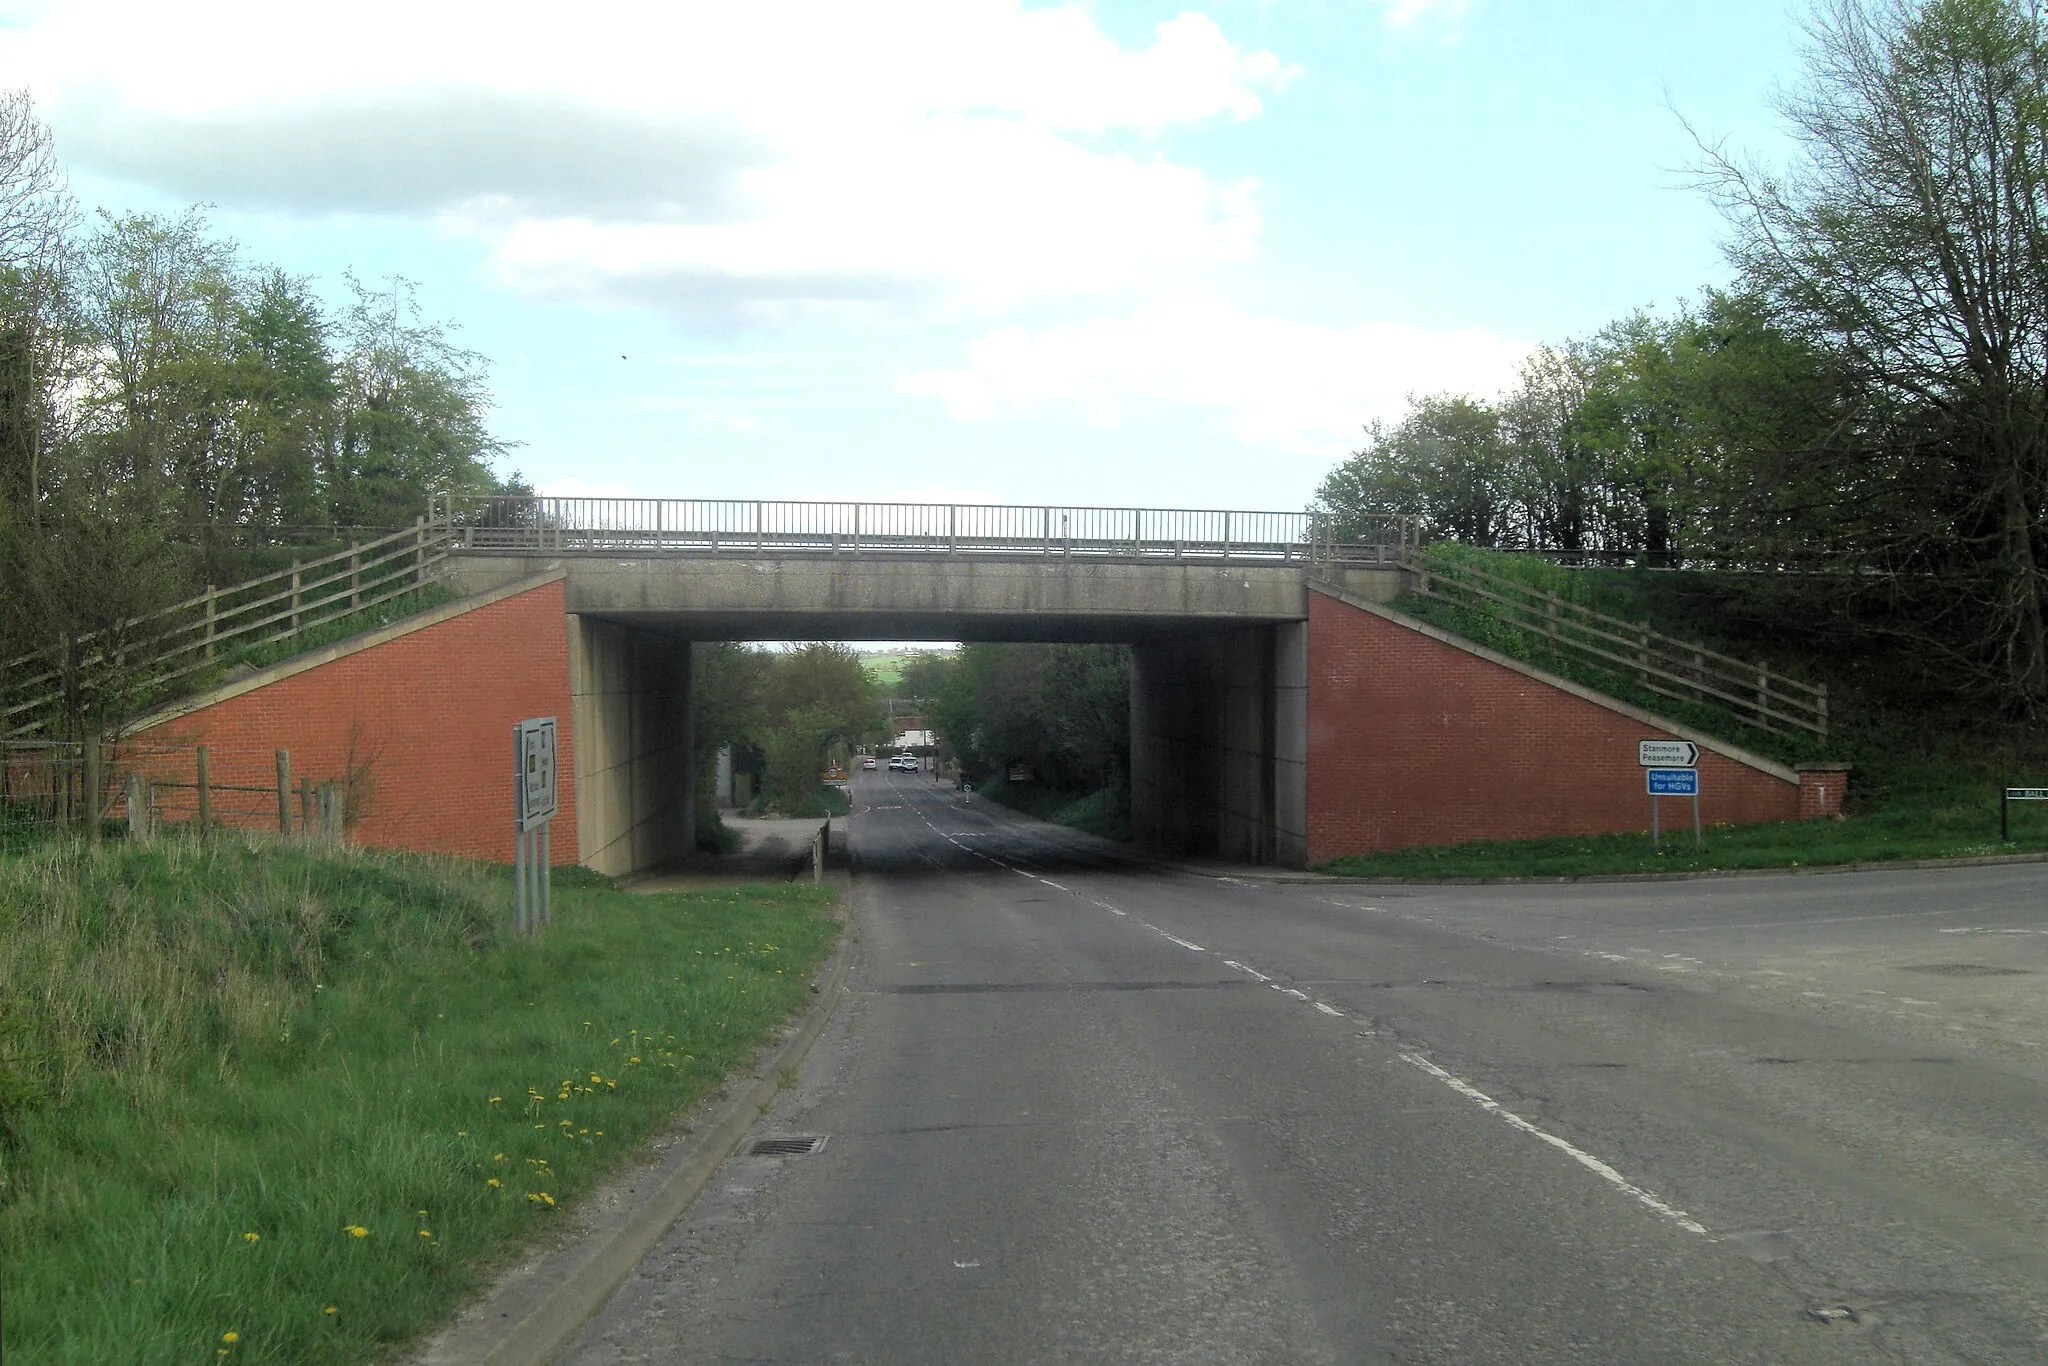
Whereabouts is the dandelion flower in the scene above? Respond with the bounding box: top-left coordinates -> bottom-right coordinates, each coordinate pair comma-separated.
345,1225 -> 370,1238
487,1096 -> 502,1105
223,1331 -> 239,1343
324,1305 -> 338,1316
419,1229 -> 433,1239
242,1232 -> 260,1243
487,1178 -> 502,1188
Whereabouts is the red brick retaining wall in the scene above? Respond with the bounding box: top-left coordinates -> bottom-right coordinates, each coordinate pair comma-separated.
1306,588 -> 1800,865
129,580 -> 577,864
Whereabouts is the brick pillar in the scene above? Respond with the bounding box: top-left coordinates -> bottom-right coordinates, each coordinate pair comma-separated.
1797,762 -> 1851,818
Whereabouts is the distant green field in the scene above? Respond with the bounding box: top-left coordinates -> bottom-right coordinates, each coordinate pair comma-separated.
856,648 -> 954,690
859,651 -> 910,686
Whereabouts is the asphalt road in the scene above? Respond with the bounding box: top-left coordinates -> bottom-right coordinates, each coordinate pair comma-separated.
565,774 -> 2048,1363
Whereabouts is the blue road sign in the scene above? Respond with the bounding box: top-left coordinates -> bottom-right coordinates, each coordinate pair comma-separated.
1647,767 -> 1699,796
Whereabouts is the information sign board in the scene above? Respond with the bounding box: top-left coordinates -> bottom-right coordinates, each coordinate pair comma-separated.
514,717 -> 558,831
1639,740 -> 1700,767
2007,788 -> 2048,802
1647,767 -> 1699,796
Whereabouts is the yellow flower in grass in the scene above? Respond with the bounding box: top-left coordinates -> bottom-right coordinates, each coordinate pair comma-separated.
324,1305 -> 338,1316
344,1225 -> 369,1238
487,1178 -> 502,1188
242,1232 -> 260,1244
222,1331 -> 239,1343
419,1229 -> 434,1239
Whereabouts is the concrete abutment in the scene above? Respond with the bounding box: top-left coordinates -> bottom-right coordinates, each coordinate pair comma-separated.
566,616 -> 694,878
1130,623 -> 1308,868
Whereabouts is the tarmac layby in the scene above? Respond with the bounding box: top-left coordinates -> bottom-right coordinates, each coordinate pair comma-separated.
558,772 -> 2048,1363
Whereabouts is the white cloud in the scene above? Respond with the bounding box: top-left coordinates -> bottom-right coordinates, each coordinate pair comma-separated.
902,302 -> 1529,453
2,1 -> 1292,323
1370,0 -> 1470,29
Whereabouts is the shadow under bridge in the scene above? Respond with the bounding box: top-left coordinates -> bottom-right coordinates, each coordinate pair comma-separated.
439,496 -> 1414,873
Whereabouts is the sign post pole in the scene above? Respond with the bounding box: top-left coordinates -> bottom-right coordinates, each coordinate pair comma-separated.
513,821 -> 527,936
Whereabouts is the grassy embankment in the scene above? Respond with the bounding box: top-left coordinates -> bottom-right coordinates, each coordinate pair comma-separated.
224,584 -> 460,676
978,778 -> 1130,842
0,836 -> 837,1364
1320,545 -> 2048,878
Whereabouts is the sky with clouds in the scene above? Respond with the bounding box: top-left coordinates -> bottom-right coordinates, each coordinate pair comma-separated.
0,0 -> 1810,513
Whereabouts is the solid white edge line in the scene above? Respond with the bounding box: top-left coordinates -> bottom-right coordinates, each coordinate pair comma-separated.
1158,932 -> 1206,952
1398,1053 -> 1710,1238
1314,1002 -> 1343,1017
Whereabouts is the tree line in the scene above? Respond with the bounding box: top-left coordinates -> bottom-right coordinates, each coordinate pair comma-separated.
921,643 -> 1131,799
1315,0 -> 2048,712
0,92 -> 515,740
693,643 -> 886,822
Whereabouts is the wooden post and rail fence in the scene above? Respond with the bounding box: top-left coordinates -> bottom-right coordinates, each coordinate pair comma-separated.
1395,548 -> 1829,740
2,738 -> 348,845
3,518 -> 451,741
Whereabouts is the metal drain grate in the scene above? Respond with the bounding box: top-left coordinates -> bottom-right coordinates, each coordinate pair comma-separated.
750,1135 -> 828,1157
1898,963 -> 2029,977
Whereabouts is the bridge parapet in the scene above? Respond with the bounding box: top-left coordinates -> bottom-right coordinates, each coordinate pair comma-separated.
432,495 -> 1410,568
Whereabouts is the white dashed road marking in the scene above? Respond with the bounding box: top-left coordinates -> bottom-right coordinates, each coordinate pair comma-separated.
1398,1053 -> 1710,1238
892,783 -> 1705,1243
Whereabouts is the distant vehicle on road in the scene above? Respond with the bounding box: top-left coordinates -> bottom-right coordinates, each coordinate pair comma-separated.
888,755 -> 918,772
862,756 -> 877,770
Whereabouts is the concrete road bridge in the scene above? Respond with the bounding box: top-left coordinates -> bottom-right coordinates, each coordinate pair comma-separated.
119,496 -> 1833,875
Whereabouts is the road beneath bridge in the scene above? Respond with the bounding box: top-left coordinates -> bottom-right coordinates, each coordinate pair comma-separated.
564,775 -> 2048,1363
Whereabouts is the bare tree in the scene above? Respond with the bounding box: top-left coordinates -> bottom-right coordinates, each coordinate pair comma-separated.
1696,0 -> 2048,707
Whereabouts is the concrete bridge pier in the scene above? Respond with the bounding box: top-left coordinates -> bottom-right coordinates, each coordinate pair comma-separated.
1130,622 -> 1308,869
566,615 -> 694,878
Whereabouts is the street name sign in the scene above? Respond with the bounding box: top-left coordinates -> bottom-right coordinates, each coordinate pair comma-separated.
2007,788 -> 2048,802
1647,767 -> 1699,797
1639,740 -> 1700,768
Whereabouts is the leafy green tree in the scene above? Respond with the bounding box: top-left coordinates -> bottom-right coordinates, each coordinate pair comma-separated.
755,644 -> 883,812
327,274 -> 508,527
1314,394 -> 1510,545
929,643 -> 1129,796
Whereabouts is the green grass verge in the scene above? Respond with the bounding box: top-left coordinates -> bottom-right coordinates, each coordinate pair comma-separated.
1317,747 -> 2048,879
0,836 -> 838,1364
980,780 -> 1130,842
752,784 -> 850,819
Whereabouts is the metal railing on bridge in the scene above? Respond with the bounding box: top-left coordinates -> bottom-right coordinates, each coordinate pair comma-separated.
431,495 -> 1413,567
